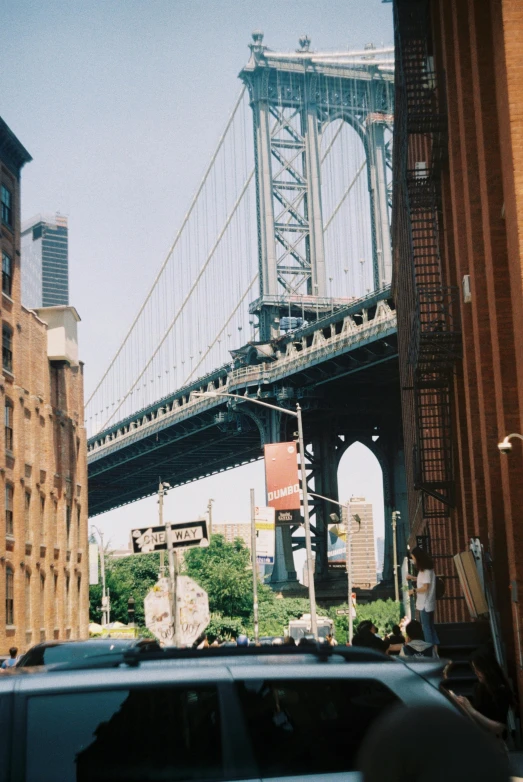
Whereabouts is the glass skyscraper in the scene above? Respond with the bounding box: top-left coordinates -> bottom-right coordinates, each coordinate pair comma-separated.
21,213 -> 69,308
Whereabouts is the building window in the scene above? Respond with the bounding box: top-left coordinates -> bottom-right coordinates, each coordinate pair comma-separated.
40,573 -> 45,630
65,575 -> 70,627
5,484 -> 13,536
53,501 -> 58,547
1,186 -> 12,228
66,505 -> 71,545
40,496 -> 45,542
2,324 -> 13,374
25,571 -> 31,628
24,491 -> 31,542
6,567 -> 14,625
76,504 -> 81,545
2,252 -> 12,297
77,575 -> 81,636
4,400 -> 13,453
53,573 -> 58,629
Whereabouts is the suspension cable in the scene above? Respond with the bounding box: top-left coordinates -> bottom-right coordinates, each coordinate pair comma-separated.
183,273 -> 258,386
86,84 -> 247,407
101,169 -> 254,429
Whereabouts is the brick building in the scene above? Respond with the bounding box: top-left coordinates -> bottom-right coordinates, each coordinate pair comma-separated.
0,117 -> 88,652
392,0 -> 523,703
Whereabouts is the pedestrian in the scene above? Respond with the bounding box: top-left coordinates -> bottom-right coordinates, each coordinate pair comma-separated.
351,620 -> 388,653
236,634 -> 249,647
196,634 -> 209,649
325,633 -> 337,646
448,649 -> 515,740
399,619 -> 438,658
282,635 -> 296,646
384,624 -> 405,655
406,546 -> 440,652
357,704 -> 510,781
1,647 -> 18,669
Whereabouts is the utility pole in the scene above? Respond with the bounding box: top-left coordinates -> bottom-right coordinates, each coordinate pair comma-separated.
392,510 -> 400,602
207,498 -> 214,537
343,502 -> 354,644
193,391 -> 318,640
297,404 -> 318,639
159,480 -> 178,645
250,489 -> 259,645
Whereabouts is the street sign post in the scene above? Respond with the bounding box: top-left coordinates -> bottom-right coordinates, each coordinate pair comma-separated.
176,576 -> 210,647
255,506 -> 275,565
131,519 -> 209,554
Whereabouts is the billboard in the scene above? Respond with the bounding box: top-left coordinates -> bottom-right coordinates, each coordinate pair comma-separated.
264,442 -> 301,525
255,506 -> 276,564
88,543 -> 99,585
328,524 -> 347,569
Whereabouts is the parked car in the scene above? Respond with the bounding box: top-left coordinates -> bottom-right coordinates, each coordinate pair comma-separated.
0,643 -> 459,781
15,637 -> 159,668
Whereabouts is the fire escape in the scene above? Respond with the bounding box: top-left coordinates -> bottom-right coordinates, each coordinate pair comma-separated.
395,0 -> 461,523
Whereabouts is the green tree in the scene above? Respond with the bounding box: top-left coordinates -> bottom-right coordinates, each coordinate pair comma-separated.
183,535 -> 253,618
89,552 -> 161,627
206,614 -> 244,642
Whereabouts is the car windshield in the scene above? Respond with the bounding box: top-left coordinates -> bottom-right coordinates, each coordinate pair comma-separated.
22,642 -> 134,666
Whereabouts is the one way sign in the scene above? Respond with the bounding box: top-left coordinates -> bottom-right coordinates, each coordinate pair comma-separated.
131,519 -> 209,554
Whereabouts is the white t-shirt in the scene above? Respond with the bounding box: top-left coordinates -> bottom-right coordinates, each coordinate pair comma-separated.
416,569 -> 436,612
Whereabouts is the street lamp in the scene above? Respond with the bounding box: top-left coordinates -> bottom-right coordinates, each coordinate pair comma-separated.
193,390 -> 318,639
207,498 -> 215,537
391,511 -> 400,602
498,433 -> 523,453
307,490 -> 360,643
91,524 -> 110,627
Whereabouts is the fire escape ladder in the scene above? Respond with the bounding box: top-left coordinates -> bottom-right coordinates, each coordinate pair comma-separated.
396,0 -> 460,519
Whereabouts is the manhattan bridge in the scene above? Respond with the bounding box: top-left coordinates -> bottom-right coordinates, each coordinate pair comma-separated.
86,35 -> 406,597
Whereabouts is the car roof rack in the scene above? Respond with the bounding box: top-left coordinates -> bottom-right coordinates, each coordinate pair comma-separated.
45,643 -> 391,672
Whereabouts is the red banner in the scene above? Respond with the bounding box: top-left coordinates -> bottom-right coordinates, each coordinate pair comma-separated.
264,442 -> 301,525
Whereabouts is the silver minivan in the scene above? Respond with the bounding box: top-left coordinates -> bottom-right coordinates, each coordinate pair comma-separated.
1,645 -> 455,782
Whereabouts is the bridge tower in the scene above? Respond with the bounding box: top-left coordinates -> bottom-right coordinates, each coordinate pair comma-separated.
240,32 -> 394,342
240,35 -> 401,595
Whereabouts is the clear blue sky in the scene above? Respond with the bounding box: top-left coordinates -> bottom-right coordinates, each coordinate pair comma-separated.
2,0 -> 393,562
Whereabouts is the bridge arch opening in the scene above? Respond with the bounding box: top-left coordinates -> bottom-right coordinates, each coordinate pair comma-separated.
336,441 -> 384,583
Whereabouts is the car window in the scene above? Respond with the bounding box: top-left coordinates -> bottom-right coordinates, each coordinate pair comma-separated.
25,686 -> 223,782
21,641 -> 133,666
236,678 -> 399,777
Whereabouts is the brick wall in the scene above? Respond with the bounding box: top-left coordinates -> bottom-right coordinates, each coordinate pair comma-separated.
394,0 -> 523,706
0,120 -> 88,654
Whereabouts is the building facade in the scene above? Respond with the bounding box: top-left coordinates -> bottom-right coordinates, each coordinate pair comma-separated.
348,498 -> 377,589
392,0 -> 523,704
212,522 -> 252,551
0,117 -> 88,652
21,213 -> 69,309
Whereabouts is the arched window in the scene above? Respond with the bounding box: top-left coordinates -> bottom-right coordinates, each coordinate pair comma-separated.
6,566 -> 14,625
25,570 -> 31,628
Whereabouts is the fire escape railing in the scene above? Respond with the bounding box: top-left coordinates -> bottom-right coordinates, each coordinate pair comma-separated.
395,0 -> 461,518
